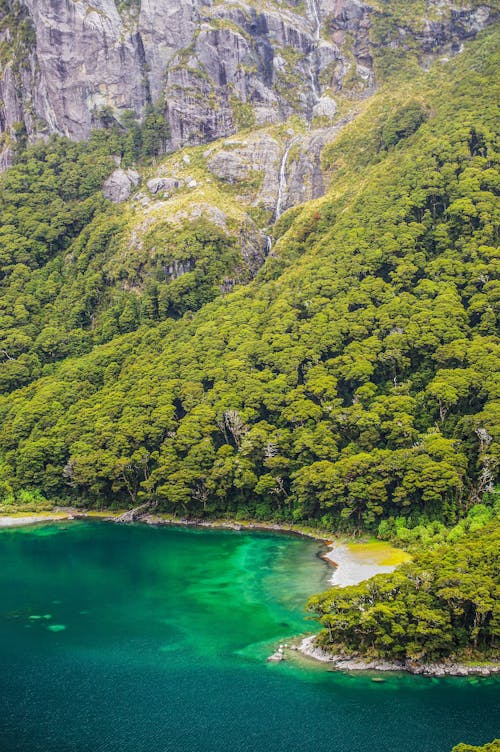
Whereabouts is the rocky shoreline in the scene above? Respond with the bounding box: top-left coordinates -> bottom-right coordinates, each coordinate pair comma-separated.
0,509 -> 337,548
298,635 -> 500,677
140,513 -> 334,543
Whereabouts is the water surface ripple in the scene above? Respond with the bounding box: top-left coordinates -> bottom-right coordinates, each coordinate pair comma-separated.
0,522 -> 497,751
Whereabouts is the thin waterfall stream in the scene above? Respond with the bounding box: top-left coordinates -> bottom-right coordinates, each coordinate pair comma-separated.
305,0 -> 321,102
275,137 -> 298,221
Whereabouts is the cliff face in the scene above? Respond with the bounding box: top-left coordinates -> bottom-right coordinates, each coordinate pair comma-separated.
0,0 -> 496,166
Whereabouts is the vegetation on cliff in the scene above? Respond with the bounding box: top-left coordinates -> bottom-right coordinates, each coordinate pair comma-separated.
0,128 -> 259,394
1,32 -> 498,534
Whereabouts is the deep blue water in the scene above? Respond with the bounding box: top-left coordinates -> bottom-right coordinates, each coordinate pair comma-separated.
0,521 -> 497,752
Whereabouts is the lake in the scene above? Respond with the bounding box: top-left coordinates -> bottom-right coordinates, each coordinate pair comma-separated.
0,521 -> 497,751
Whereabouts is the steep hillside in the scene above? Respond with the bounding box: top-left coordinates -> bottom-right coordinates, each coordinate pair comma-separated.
0,28 -> 498,532
0,115 -> 344,394
0,0 -> 497,167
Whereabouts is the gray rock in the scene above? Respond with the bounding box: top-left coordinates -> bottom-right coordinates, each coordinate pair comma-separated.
0,0 -> 493,167
207,133 -> 281,210
313,95 -> 337,120
103,168 -> 140,203
146,177 -> 184,195
276,121 -> 350,215
205,119 -> 357,218
267,650 -> 285,662
299,636 -> 500,677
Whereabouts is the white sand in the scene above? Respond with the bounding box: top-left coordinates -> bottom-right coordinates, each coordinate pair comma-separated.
0,514 -> 68,528
325,544 -> 398,587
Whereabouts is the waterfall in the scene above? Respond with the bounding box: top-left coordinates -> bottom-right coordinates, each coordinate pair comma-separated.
275,138 -> 297,221
305,0 -> 321,102
265,235 -> 273,254
305,0 -> 320,42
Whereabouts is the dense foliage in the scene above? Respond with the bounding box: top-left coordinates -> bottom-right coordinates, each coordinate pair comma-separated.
378,494 -> 499,548
0,32 -> 498,533
308,526 -> 499,662
93,105 -> 169,165
0,135 -> 244,393
452,741 -> 500,752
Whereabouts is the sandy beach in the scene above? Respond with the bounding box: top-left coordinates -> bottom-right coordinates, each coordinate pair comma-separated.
324,541 -> 411,587
0,513 -> 71,527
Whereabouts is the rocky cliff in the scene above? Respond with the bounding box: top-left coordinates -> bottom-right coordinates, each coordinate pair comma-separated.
0,0 -> 496,168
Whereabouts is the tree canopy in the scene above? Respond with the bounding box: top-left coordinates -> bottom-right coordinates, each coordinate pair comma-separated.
0,32 -> 498,531
308,526 -> 499,662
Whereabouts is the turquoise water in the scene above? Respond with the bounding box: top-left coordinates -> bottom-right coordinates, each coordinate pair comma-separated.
0,521 -> 497,752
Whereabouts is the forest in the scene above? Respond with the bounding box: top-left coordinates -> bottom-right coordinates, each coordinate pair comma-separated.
1,32 -> 498,527
0,0 -> 500,752
0,25 -> 498,665
308,525 -> 499,662
452,741 -> 500,752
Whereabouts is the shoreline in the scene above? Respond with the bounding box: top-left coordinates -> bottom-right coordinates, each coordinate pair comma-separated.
0,512 -> 74,527
141,512 -> 336,544
0,508 -> 338,545
296,635 -> 500,678
3,509 -> 497,679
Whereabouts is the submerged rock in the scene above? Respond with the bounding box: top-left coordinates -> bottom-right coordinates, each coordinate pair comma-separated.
267,645 -> 286,662
267,651 -> 285,662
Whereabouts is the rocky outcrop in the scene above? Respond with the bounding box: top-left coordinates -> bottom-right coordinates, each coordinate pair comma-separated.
299,636 -> 500,677
146,177 -> 184,196
204,120 -> 351,217
282,122 -> 347,213
126,190 -> 266,288
0,0 -> 496,167
103,168 -> 140,203
206,133 -> 282,211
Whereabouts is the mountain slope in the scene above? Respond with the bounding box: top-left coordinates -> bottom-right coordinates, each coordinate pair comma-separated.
0,0 -> 497,167
0,114 -> 346,394
0,28 -> 498,529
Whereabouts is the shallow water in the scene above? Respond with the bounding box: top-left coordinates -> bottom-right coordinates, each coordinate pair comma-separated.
0,521 -> 497,752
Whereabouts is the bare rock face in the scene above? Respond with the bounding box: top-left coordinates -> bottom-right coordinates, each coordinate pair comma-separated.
0,0 -> 496,166
22,0 -> 147,139
205,125 -> 342,217
313,95 -> 337,120
207,134 -> 282,211
103,168 -> 140,203
284,125 -> 339,212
